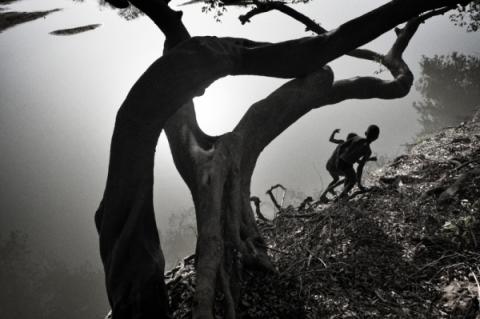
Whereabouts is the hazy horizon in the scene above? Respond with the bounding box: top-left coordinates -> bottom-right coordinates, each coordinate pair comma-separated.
1,0 -> 479,271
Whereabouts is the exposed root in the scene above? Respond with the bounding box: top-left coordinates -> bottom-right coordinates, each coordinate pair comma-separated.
250,196 -> 269,221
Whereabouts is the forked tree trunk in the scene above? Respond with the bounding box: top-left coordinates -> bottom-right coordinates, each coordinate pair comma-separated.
164,67 -> 334,318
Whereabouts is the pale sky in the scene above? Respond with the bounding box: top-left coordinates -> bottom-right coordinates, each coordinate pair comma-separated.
1,0 -> 479,265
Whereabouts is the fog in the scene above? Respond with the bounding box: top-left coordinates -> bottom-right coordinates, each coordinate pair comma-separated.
0,0 -> 479,305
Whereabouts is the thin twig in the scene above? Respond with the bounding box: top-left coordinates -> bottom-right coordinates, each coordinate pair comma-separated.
453,156 -> 480,171
471,267 -> 480,302
305,247 -> 327,268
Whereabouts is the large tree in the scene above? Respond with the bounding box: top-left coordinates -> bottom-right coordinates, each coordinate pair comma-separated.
85,0 -> 476,318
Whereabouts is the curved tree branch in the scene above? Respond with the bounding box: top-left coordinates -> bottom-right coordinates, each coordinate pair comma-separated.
232,16 -> 429,210
239,1 -> 454,65
250,196 -> 269,221
265,184 -> 287,211
127,0 -> 189,47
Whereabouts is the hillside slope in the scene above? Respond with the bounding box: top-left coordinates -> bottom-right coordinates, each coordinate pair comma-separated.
166,110 -> 480,319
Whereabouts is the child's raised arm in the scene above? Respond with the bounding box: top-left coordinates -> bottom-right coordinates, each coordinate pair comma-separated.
329,128 -> 344,144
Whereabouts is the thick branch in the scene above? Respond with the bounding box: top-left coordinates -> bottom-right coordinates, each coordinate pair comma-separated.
325,15 -> 426,104
239,1 -> 452,65
317,0 -> 469,63
128,0 -> 466,81
119,0 -> 468,116
234,16 -> 427,186
122,0 -> 189,45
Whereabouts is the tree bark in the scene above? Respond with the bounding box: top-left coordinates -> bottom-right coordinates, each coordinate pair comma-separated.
95,112 -> 171,318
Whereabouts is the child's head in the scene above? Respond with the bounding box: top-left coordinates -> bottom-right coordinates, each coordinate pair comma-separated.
365,125 -> 380,142
346,132 -> 358,140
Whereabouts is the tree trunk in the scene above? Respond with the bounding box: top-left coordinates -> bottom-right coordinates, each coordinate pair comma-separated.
163,68 -> 334,318
95,111 -> 171,318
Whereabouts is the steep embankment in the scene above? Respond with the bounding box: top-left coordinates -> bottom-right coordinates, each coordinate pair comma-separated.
167,110 -> 480,319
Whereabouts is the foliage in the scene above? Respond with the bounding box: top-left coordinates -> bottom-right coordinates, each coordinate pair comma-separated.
199,0 -> 227,22
413,52 -> 480,136
73,0 -> 143,20
450,0 -> 480,31
441,215 -> 479,246
117,5 -> 143,20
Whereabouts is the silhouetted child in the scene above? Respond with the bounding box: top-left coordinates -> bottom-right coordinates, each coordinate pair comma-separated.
328,128 -> 358,145
321,129 -> 358,198
320,125 -> 379,202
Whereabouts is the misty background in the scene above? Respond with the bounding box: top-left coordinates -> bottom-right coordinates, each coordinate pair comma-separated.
1,0 -> 479,317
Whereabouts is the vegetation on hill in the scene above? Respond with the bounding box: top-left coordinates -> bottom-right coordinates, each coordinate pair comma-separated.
414,53 -> 480,136
166,108 -> 480,319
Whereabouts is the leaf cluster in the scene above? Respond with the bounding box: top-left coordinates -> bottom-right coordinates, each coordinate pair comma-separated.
450,0 -> 480,31
414,52 -> 480,136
